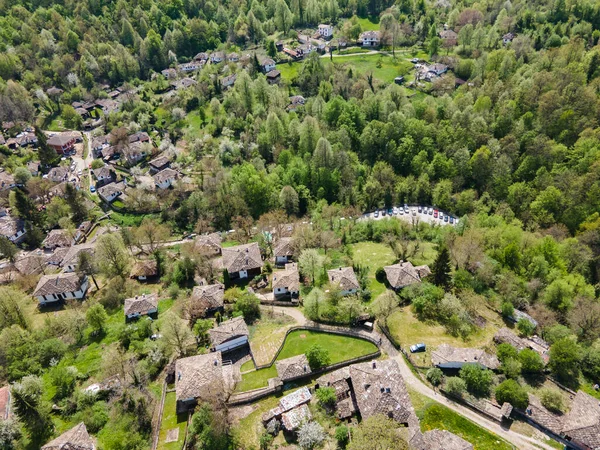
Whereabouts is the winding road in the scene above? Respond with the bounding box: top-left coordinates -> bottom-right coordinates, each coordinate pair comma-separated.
272,306 -> 555,450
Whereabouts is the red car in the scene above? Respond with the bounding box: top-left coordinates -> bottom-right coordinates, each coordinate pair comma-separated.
433,210 -> 438,218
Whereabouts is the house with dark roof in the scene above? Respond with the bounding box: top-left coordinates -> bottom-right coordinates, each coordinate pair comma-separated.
92,166 -> 115,187
33,273 -> 89,305
359,30 -> 381,47
47,133 -> 77,154
266,70 -> 281,84
276,354 -> 312,382
328,267 -> 360,295
41,422 -> 95,450
0,215 -> 26,243
383,261 -> 430,290
174,351 -> 236,412
148,154 -> 171,174
410,429 -> 473,450
190,283 -> 225,318
42,229 -> 73,251
97,181 -> 125,203
129,259 -> 158,281
60,243 -> 95,273
153,167 -> 178,189
124,293 -> 158,320
192,232 -> 222,256
208,316 -> 249,352
272,265 -> 300,299
222,242 -> 263,280
274,237 -> 294,265
431,344 -> 500,371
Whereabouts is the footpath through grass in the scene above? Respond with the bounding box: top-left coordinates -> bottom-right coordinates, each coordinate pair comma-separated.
409,388 -> 515,450
235,330 -> 377,392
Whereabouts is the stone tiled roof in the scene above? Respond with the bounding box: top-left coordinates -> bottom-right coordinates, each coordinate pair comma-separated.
41,422 -> 95,450
281,404 -> 311,431
279,386 -> 312,412
0,170 -> 14,188
97,181 -> 124,199
208,316 -> 249,347
410,429 -> 473,450
47,247 -> 70,266
561,390 -> 600,449
431,344 -> 500,370
48,166 -> 68,183
124,293 -> 158,316
383,261 -> 430,289
0,215 -> 24,238
192,232 -> 222,255
328,267 -> 360,291
175,352 -> 227,401
15,254 -> 47,275
153,168 -> 178,184
494,328 -> 527,351
272,267 -> 299,292
149,154 -> 171,169
524,394 -> 563,435
274,237 -> 293,258
43,229 -> 73,249
276,354 -> 312,382
33,273 -> 85,297
191,283 -> 224,314
92,166 -> 113,179
130,259 -> 158,278
222,242 -> 263,273
60,243 -> 95,269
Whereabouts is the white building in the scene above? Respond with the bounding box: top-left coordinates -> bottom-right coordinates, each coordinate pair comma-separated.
153,168 -> 178,189
327,266 -> 360,296
33,273 -> 89,306
359,30 -> 381,47
0,215 -> 26,244
318,24 -> 334,38
97,181 -> 124,203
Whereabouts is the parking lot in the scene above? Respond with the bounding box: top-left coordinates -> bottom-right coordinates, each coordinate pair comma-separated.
360,205 -> 459,227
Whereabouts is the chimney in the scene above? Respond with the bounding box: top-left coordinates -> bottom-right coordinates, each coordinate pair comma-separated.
385,387 -> 391,393
303,365 -> 307,372
177,371 -> 181,381
214,360 -> 218,366
372,361 -> 377,369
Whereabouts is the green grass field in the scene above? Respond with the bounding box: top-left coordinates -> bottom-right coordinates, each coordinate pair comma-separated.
356,16 -> 380,31
350,241 -> 395,300
409,389 -> 514,450
157,391 -> 188,450
235,330 -> 377,392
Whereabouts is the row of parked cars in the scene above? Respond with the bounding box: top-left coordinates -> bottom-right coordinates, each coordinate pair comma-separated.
371,204 -> 457,224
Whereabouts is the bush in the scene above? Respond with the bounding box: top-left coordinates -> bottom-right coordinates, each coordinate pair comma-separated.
316,387 -> 336,408
259,431 -> 273,450
517,318 -> 536,337
518,349 -> 544,374
335,425 -> 349,448
375,267 -> 386,283
496,343 -> 518,362
444,377 -> 467,398
501,302 -> 514,318
306,344 -> 331,370
495,379 -> 529,409
426,368 -> 443,386
539,388 -> 564,413
459,364 -> 494,397
501,358 -> 522,379
38,338 -> 68,367
297,421 -> 325,449
232,292 -> 261,323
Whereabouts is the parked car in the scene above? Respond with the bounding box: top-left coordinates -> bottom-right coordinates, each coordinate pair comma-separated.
382,209 -> 387,216
374,210 -> 379,218
399,209 -> 404,215
444,215 -> 449,222
412,209 -> 416,216
90,185 -> 96,193
449,216 -> 454,224
387,208 -> 393,216
410,343 -> 426,353
428,207 -> 433,215
433,210 -> 438,218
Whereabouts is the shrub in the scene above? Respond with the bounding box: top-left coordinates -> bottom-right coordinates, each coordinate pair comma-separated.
426,368 -> 443,386
539,388 -> 564,413
501,358 -> 522,379
501,301 -> 514,318
259,431 -> 273,450
497,343 -> 518,362
444,377 -> 467,398
518,349 -> 544,374
297,421 -> 325,449
306,344 -> 331,370
375,267 -> 386,283
316,387 -> 336,408
232,292 -> 261,323
495,379 -> 529,409
335,425 -> 349,448
517,318 -> 536,337
459,364 -> 494,397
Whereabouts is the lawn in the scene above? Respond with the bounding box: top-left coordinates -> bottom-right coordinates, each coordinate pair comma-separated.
408,389 -> 514,450
351,241 -> 395,300
157,391 -> 188,450
235,330 -> 378,392
248,310 -> 296,366
355,16 -> 380,31
240,359 -> 255,372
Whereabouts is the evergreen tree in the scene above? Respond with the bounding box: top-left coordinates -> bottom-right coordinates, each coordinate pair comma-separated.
35,128 -> 58,168
431,245 -> 452,288
64,183 -> 87,224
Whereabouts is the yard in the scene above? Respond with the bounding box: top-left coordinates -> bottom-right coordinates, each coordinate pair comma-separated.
248,309 -> 296,366
235,330 -> 378,392
157,391 -> 188,450
409,389 -> 514,450
355,16 -> 380,31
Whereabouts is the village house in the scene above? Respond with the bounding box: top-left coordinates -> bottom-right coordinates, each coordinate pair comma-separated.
27,160 -> 40,176
153,167 -> 178,189
92,166 -> 115,187
124,293 -> 158,321
439,29 -> 458,46
266,70 -> 281,84
276,354 -> 312,383
493,328 -> 549,364
283,47 -> 300,59
92,135 -> 110,157
190,282 -> 225,318
227,52 -> 240,62
272,264 -> 300,299
431,344 -> 500,371
383,261 -> 431,290
221,73 -> 237,89
47,166 -> 68,183
222,242 -> 263,280
191,232 -> 222,256
0,214 -> 26,243
161,68 -> 177,79
47,133 -> 77,154
123,141 -> 149,166
315,359 -> 420,428
503,32 -> 515,45
74,221 -> 92,244
318,24 -> 334,39
274,237 -> 294,265
101,145 -> 119,162
262,387 -> 313,432
0,171 -> 15,191
410,429 -> 474,450
287,95 -> 306,112
33,273 -> 89,305
178,61 -> 202,72
328,267 -> 360,295
560,390 -> 600,449
208,316 -> 250,353
46,247 -> 70,267
97,181 -> 125,203
60,243 -> 95,273
194,52 -> 208,62
174,351 -> 236,413
148,154 -> 171,174
42,229 -> 73,251
261,57 -> 276,73
41,422 -> 95,450
171,77 -> 198,90
359,30 -> 381,47
210,51 -> 225,64
129,259 -> 159,281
